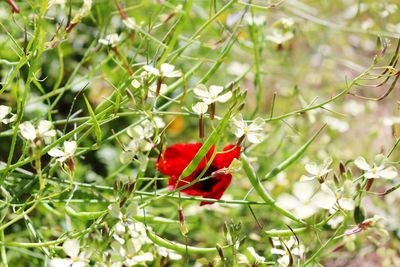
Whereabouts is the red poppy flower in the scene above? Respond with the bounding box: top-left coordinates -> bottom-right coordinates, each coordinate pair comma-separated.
157,143 -> 241,205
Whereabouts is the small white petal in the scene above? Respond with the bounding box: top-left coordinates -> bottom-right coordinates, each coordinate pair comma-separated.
305,162 -> 319,176
209,85 -> 224,95
312,191 -> 336,210
216,91 -> 232,103
48,148 -> 65,158
38,120 -> 54,136
294,204 -> 318,219
354,156 -> 371,171
160,63 -> 175,74
338,198 -> 355,211
293,181 -> 317,203
63,239 -> 80,258
276,193 -> 299,210
192,102 -> 208,115
50,258 -> 73,267
19,121 -> 36,140
143,65 -> 160,76
64,141 -> 77,155
0,105 -> 11,120
378,166 -> 397,179
247,133 -> 263,144
193,87 -> 210,98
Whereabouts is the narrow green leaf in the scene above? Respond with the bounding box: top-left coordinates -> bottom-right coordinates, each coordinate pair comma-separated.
83,94 -> 103,146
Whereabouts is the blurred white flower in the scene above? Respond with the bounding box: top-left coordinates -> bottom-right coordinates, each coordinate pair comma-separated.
266,18 -> 295,45
270,236 -> 304,266
276,181 -> 320,219
244,15 -> 266,26
227,61 -> 250,77
99,33 -> 121,47
354,155 -> 397,179
323,116 -> 349,132
50,239 -> 88,267
231,114 -> 266,144
247,247 -> 266,264
48,141 -> 77,163
192,102 -> 208,115
156,246 -> 182,260
0,105 -> 16,124
300,158 -> 332,182
343,100 -> 365,116
143,63 -> 181,78
193,85 -> 232,105
19,120 -> 56,143
148,83 -> 167,98
111,239 -> 153,266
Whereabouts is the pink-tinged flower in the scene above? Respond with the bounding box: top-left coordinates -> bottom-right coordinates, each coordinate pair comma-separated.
157,143 -> 241,205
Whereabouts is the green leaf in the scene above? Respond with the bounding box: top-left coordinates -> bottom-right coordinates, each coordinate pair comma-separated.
83,94 -> 103,146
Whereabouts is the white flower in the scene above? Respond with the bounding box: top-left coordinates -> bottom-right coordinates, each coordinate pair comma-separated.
111,239 -> 153,266
276,181 -> 321,219
323,116 -> 349,132
266,18 -> 295,45
270,236 -> 304,267
143,63 -> 181,78
50,239 -> 88,267
231,114 -> 266,144
247,247 -> 265,264
300,158 -> 332,182
48,141 -> 77,163
99,33 -> 121,47
244,15 -> 266,26
148,83 -> 167,98
354,155 -> 397,179
156,246 -> 182,260
192,102 -> 208,115
193,85 -> 232,105
0,105 -> 16,124
19,120 -> 56,142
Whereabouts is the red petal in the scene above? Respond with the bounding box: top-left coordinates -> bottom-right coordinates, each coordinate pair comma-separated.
157,143 -> 203,178
200,174 -> 232,206
212,144 -> 241,169
158,143 -> 215,193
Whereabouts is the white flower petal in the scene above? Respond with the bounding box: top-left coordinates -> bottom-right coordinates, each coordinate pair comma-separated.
305,162 -> 319,176
338,198 -> 355,211
293,181 -> 317,203
0,105 -> 11,120
48,148 -> 65,158
143,65 -> 160,76
276,193 -> 299,210
193,87 -> 210,98
209,85 -> 224,95
19,121 -> 36,140
378,166 -> 397,179
63,239 -> 80,258
247,133 -> 263,144
216,91 -> 232,103
294,204 -> 318,219
312,190 -> 336,210
64,141 -> 77,155
192,102 -> 208,115
160,63 -> 175,74
50,258 -> 73,267
354,156 -> 371,171
38,120 -> 53,135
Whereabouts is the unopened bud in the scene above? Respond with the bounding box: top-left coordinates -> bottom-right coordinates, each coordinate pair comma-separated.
339,161 -> 346,175
216,244 -> 225,262
67,157 -> 76,173
365,178 -> 374,191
